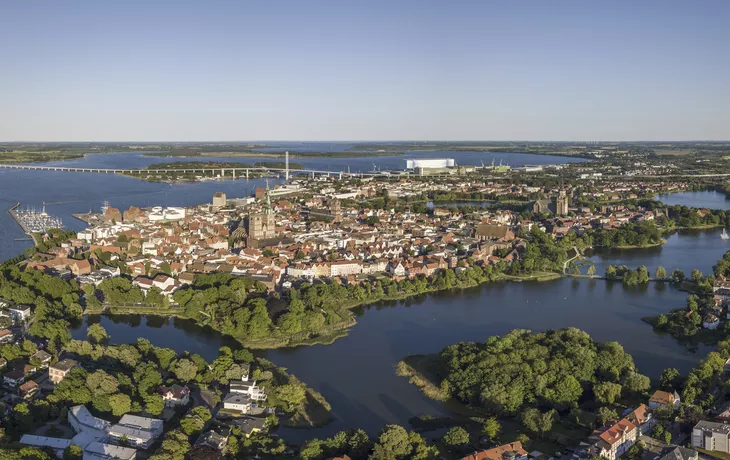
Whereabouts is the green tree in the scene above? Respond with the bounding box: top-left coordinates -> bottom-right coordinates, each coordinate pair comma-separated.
442,426 -> 469,447
522,408 -> 557,437
86,323 -> 109,344
655,266 -> 667,280
172,359 -> 198,382
660,368 -> 680,390
587,264 -> 596,277
691,269 -> 703,283
482,416 -> 501,439
623,373 -> 650,392
371,425 -> 412,459
597,407 -> 618,426
594,382 -> 622,405
109,394 -> 131,417
670,269 -> 685,284
63,445 -> 83,460
276,383 -> 307,409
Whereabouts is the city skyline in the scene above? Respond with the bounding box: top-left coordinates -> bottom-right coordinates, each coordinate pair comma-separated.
2,0 -> 729,142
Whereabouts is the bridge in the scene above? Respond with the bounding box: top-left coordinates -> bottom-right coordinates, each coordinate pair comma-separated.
0,163 -> 393,180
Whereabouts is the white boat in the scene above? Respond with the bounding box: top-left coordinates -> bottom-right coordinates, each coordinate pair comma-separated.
722,228 -> 729,240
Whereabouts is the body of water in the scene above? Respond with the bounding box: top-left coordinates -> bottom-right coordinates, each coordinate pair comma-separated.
587,227 -> 730,277
36,150 -> 587,174
656,190 -> 730,210
70,276 -> 709,442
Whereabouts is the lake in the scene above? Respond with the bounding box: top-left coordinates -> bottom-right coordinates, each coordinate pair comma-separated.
587,227 -> 730,277
70,276 -> 710,442
657,190 -> 730,210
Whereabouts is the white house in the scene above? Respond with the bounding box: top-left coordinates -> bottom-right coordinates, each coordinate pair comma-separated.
223,393 -> 252,413
229,379 -> 266,401
157,384 -> 190,408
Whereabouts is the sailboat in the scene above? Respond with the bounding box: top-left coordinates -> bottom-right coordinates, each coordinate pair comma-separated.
722,228 -> 730,240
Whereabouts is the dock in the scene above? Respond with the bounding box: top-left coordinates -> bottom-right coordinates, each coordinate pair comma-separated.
8,202 -> 63,246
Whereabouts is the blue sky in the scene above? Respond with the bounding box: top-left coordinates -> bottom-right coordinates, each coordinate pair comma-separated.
1,0 -> 728,141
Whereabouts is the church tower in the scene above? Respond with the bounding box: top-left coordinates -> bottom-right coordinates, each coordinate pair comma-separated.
556,190 -> 569,216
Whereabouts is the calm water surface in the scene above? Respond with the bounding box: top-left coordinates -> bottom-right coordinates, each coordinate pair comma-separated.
70,278 -> 708,442
657,190 -> 730,210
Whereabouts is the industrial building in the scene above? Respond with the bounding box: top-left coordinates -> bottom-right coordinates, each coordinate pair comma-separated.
405,158 -> 456,169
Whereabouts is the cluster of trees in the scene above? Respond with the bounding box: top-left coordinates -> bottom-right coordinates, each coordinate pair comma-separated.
30,229 -> 77,255
714,250 -> 730,277
437,328 -> 650,414
300,425 -> 439,460
513,226 -> 591,274
679,339 -> 730,411
604,265 -> 651,286
86,277 -> 169,309
662,205 -> 730,228
605,265 -> 685,285
0,264 -> 81,351
590,221 -> 663,248
44,336 -> 252,420
176,267 -> 511,347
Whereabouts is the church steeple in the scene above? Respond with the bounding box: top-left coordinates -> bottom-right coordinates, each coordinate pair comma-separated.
264,179 -> 273,214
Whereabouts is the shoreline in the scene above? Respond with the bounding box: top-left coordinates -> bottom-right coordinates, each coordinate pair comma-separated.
84,270 -> 568,352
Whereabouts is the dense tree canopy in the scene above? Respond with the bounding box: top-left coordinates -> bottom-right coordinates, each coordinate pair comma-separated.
438,328 -> 645,414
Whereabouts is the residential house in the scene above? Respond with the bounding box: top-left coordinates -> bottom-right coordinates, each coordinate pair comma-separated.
0,328 -> 14,344
223,393 -> 252,413
18,380 -> 39,399
591,418 -> 638,460
692,421 -> 730,454
648,390 -> 681,410
157,384 -> 190,408
703,313 -> 720,330
49,359 -> 78,384
659,447 -> 698,460
461,441 -> 529,460
195,429 -> 229,452
3,368 -> 25,388
30,350 -> 52,368
229,379 -> 267,401
227,416 -> 266,438
625,404 -> 655,434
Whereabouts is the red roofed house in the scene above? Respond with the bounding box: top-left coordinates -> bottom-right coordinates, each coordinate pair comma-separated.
591,418 -> 638,460
461,442 -> 528,460
157,384 -> 190,408
648,390 -> 680,410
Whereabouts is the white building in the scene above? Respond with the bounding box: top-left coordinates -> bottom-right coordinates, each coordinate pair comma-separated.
107,415 -> 163,449
8,306 -> 31,325
223,393 -> 252,413
229,379 -> 266,401
85,442 -> 138,460
405,158 -> 455,169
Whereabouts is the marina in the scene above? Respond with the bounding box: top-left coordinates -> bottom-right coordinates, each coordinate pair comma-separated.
8,202 -> 63,243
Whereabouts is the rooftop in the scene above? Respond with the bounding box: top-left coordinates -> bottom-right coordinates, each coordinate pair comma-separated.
695,420 -> 730,434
